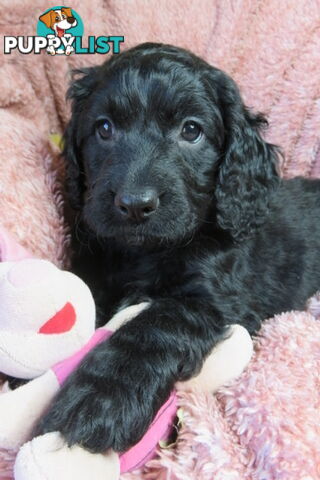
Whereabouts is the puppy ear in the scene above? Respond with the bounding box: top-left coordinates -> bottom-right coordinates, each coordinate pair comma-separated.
61,7 -> 73,18
39,10 -> 55,28
209,70 -> 280,241
63,67 -> 100,210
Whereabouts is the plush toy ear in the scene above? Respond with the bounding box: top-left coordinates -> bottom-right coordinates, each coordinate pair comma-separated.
39,10 -> 55,29
63,67 -> 100,210
205,68 -> 280,241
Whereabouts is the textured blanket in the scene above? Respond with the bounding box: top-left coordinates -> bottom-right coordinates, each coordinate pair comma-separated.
0,0 -> 319,478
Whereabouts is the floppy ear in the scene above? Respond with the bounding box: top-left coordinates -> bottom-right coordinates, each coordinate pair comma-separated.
61,7 -> 73,18
63,67 -> 100,210
39,10 -> 55,29
208,69 -> 280,241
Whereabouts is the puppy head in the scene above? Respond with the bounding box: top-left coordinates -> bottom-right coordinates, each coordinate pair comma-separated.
39,7 -> 77,33
64,43 -> 279,246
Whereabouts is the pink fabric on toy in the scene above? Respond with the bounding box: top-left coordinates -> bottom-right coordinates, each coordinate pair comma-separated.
52,329 -> 113,385
119,392 -> 177,474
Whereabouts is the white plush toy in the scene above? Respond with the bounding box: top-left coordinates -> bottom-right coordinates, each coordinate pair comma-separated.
0,227 -> 254,479
0,259 -> 95,380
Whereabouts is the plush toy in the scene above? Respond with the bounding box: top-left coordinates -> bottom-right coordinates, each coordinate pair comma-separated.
0,227 -> 254,479
0,258 -> 95,380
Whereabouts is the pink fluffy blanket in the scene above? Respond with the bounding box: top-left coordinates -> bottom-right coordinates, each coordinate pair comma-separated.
0,0 -> 320,478
133,303 -> 320,480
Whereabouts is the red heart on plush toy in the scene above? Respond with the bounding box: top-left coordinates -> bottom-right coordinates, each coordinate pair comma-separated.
38,302 -> 76,334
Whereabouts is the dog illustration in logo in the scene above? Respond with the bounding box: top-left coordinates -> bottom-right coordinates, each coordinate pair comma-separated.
39,7 -> 77,55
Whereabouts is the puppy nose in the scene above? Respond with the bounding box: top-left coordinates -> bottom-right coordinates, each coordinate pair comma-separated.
114,189 -> 159,222
67,16 -> 76,24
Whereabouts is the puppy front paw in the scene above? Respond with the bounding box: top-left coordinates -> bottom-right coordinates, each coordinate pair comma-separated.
35,372 -> 159,453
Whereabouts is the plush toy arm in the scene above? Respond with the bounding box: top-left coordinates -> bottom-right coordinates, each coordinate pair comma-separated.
177,324 -> 253,392
0,371 -> 60,450
14,433 -> 120,480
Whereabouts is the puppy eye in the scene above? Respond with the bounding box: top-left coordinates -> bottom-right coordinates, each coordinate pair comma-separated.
96,120 -> 113,140
181,121 -> 202,143
55,16 -> 59,21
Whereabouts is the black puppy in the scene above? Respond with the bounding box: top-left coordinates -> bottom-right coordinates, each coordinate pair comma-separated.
36,43 -> 320,453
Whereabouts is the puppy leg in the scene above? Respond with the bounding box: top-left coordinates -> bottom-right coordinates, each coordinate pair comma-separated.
35,298 -> 228,453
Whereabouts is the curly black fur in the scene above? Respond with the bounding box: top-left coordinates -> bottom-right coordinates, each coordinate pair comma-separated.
36,43 -> 320,454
